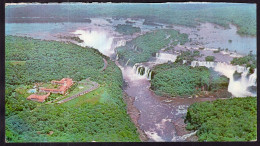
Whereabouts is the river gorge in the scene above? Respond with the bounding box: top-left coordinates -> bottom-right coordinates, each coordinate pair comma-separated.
5,16 -> 257,142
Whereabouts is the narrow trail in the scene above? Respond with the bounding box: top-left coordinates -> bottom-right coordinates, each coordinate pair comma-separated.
57,81 -> 99,104
102,58 -> 108,71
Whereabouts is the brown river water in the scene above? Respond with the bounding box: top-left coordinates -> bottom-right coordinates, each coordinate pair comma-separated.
119,65 -> 215,141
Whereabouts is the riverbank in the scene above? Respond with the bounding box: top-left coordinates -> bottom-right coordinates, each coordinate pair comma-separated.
122,92 -> 148,142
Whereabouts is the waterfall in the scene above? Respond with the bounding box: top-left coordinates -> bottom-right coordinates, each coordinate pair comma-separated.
236,65 -> 247,73
155,53 -> 177,63
116,54 -> 119,60
132,52 -> 177,80
117,40 -> 126,47
132,59 -> 256,97
249,69 -> 257,86
133,64 -> 152,80
190,61 -> 257,97
135,45 -> 138,51
132,44 -> 138,51
125,59 -> 130,66
147,69 -> 152,80
191,61 -> 215,68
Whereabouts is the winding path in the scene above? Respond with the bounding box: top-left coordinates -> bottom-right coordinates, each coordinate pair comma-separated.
102,58 -> 108,71
57,81 -> 99,104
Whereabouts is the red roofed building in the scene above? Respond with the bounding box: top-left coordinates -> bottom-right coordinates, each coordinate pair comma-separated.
39,78 -> 73,95
27,92 -> 50,102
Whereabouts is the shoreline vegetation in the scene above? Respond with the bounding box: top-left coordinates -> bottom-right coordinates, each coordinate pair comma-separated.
5,36 -> 140,142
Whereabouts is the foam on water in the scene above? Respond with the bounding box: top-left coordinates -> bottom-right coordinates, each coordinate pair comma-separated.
145,131 -> 164,142
176,105 -> 188,116
172,130 -> 198,141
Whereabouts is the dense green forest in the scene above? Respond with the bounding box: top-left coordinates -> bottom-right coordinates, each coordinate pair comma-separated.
150,63 -> 230,97
5,3 -> 256,36
5,36 -> 140,142
185,97 -> 257,141
116,29 -> 188,65
231,52 -> 256,74
114,24 -> 141,35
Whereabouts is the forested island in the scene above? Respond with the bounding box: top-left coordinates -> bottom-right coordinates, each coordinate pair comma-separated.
116,29 -> 188,65
150,63 -> 230,98
114,24 -> 141,35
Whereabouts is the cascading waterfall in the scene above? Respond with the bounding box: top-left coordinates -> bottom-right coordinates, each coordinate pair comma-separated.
125,59 -> 130,66
134,45 -> 138,51
117,40 -> 126,47
132,55 -> 256,97
172,130 -> 198,142
133,64 -> 152,80
191,61 -> 215,68
190,61 -> 257,97
132,59 -> 257,97
132,52 -> 177,80
156,53 -> 177,63
249,69 -> 257,86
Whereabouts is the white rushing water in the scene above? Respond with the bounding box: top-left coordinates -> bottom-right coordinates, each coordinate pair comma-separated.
133,58 -> 257,97
74,29 -> 115,56
189,60 -> 257,97
191,61 -> 215,68
171,130 -> 198,142
155,53 -> 177,63
133,64 -> 153,80
133,53 -> 178,80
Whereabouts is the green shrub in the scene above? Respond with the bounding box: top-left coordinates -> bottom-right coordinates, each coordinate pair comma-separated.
114,24 -> 141,35
205,56 -> 215,61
